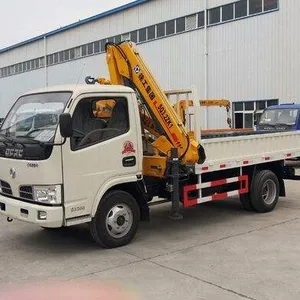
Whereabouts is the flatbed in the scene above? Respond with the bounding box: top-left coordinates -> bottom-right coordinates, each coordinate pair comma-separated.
200,131 -> 300,172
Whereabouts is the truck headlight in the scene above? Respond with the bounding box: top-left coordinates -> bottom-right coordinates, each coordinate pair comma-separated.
33,185 -> 62,204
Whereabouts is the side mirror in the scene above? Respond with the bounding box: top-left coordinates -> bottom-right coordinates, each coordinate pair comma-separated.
59,113 -> 73,138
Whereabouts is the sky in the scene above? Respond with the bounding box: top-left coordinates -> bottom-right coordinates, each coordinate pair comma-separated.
0,0 -> 132,49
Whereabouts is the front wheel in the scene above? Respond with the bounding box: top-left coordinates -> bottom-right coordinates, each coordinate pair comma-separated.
90,190 -> 140,248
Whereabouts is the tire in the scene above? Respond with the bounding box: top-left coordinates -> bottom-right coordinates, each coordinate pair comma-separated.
250,170 -> 279,213
240,193 -> 254,211
90,190 -> 140,248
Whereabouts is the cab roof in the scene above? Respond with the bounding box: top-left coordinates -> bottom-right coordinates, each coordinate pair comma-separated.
22,84 -> 135,97
267,104 -> 300,110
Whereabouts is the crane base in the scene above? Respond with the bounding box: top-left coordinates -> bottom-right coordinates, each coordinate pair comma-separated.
169,212 -> 183,221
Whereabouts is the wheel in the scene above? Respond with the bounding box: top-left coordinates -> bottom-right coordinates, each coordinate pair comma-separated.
240,193 -> 254,211
250,170 -> 279,213
89,190 -> 140,248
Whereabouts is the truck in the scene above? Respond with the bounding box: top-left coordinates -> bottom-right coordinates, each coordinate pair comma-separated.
255,103 -> 300,132
0,41 -> 300,248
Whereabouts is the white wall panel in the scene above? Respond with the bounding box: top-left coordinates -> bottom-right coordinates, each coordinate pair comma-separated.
206,0 -> 300,104
0,69 -> 45,117
0,39 -> 45,67
47,54 -> 109,86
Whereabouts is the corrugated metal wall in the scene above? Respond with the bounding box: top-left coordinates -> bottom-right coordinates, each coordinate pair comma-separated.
0,0 -> 299,130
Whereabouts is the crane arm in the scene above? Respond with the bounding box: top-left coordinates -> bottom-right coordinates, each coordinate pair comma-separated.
91,42 -> 203,166
200,100 -> 231,110
172,99 -> 232,128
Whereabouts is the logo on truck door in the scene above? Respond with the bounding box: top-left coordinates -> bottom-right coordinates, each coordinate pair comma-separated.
122,141 -> 136,155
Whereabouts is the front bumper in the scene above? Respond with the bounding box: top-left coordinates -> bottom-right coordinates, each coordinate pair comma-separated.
0,194 -> 63,228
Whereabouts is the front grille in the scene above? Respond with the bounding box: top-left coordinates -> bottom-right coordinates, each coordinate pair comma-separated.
19,186 -> 33,201
0,180 -> 13,196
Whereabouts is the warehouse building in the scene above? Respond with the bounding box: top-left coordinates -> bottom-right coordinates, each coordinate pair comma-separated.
0,0 -> 293,129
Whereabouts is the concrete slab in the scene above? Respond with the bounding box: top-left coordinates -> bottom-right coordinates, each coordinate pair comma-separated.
280,179 -> 300,210
87,260 -> 247,300
0,219 -> 140,286
151,218 -> 300,300
121,198 -> 300,259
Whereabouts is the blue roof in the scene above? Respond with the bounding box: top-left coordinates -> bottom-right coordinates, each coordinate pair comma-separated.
0,0 -> 148,54
267,104 -> 300,109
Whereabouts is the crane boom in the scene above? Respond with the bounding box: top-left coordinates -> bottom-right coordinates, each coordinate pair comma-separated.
86,41 -> 205,177
172,99 -> 232,128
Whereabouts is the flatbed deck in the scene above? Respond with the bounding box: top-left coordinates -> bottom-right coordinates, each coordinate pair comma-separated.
197,131 -> 300,173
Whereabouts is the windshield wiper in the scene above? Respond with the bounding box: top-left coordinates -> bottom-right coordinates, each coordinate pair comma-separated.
274,123 -> 293,127
259,123 -> 275,127
15,136 -> 45,147
0,134 -> 12,145
0,134 -> 25,147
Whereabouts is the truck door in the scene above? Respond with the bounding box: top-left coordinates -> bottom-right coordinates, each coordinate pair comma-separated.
61,93 -> 141,221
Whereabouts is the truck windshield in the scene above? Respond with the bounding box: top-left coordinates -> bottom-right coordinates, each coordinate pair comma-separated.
0,92 -> 71,143
259,109 -> 298,126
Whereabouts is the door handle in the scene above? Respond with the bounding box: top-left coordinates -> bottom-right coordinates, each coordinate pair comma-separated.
122,156 -> 136,167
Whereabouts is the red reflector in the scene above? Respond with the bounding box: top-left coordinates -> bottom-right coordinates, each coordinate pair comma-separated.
212,192 -> 227,201
202,166 -> 208,171
286,153 -> 292,157
220,164 -> 226,168
265,157 -> 270,161
211,179 -> 227,187
243,161 -> 249,165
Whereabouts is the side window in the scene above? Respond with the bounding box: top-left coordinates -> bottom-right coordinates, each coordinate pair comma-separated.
71,97 -> 129,150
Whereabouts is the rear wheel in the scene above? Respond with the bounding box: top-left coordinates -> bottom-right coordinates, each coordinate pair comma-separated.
90,190 -> 140,248
249,170 -> 279,213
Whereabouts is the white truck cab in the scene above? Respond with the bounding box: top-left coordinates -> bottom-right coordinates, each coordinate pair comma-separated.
0,84 -> 146,247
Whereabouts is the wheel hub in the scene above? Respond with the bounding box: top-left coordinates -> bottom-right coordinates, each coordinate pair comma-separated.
262,179 -> 276,205
106,204 -> 133,238
117,215 -> 126,226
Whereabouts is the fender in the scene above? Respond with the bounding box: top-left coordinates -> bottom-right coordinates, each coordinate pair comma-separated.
91,174 -> 139,216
